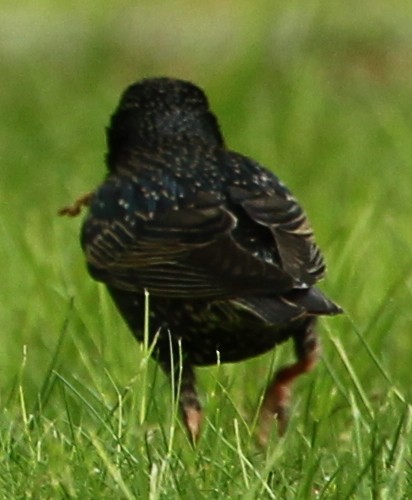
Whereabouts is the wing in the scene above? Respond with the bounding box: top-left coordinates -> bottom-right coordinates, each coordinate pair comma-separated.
81,149 -> 325,298
81,170 -> 299,298
228,184 -> 326,284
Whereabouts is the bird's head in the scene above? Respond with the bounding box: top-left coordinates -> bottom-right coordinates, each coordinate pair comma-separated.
106,77 -> 224,169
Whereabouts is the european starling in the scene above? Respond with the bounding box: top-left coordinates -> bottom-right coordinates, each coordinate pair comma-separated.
60,77 -> 342,445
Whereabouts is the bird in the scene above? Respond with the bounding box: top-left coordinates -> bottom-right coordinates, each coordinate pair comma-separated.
59,77 -> 342,445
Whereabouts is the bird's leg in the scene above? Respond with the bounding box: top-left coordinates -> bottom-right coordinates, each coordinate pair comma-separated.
162,360 -> 202,444
58,191 -> 94,217
178,364 -> 203,444
258,318 -> 319,446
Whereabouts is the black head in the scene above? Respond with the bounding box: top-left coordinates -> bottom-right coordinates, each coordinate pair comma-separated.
106,77 -> 225,169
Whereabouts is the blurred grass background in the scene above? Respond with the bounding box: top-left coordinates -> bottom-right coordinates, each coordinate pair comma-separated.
1,0 -> 411,498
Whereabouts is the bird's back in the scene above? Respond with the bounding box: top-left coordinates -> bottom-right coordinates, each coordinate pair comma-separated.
81,141 -> 340,366
82,142 -> 325,291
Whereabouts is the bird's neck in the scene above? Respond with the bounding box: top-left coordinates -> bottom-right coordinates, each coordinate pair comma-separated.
106,109 -> 225,170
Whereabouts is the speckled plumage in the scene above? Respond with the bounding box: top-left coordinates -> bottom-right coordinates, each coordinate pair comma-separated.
66,77 -> 342,444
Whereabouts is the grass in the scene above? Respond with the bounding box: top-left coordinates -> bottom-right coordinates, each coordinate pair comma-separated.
1,1 -> 412,498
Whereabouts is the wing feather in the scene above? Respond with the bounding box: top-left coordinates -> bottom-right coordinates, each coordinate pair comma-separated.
81,150 -> 325,298
229,185 -> 326,284
82,176 -> 297,297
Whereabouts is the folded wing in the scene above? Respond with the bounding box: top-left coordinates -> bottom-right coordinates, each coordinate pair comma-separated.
81,153 -> 325,299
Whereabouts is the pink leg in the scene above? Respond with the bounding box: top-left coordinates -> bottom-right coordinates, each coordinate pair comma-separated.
258,320 -> 320,446
179,365 -> 203,444
162,361 -> 202,444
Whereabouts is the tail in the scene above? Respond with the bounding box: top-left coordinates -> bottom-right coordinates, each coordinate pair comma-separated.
233,287 -> 343,325
286,287 -> 343,316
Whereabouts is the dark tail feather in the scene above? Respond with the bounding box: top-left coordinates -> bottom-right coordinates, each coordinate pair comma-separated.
285,287 -> 343,316
234,287 -> 342,325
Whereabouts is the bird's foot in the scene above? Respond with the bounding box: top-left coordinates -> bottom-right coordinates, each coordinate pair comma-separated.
163,360 -> 203,445
58,191 -> 94,217
257,330 -> 320,447
257,374 -> 291,447
182,405 -> 203,445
